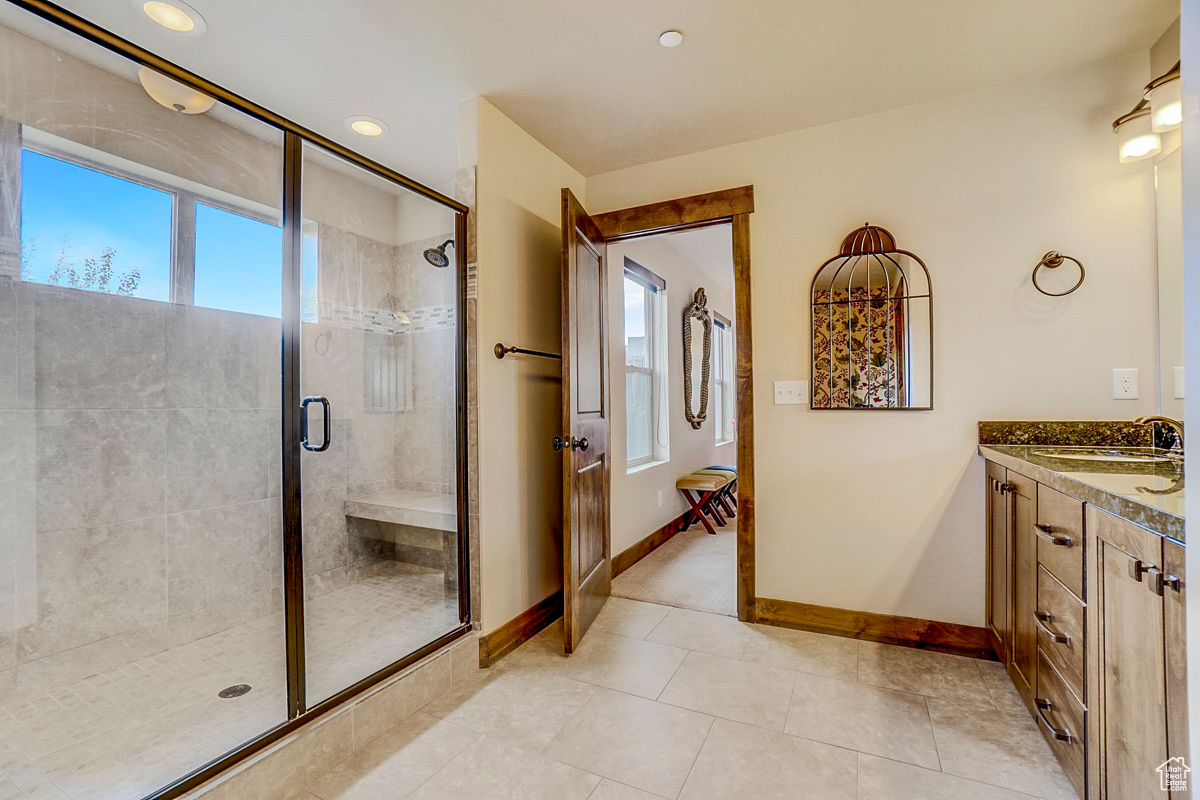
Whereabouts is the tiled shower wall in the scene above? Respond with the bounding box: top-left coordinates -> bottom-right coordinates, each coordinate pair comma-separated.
0,224 -> 457,703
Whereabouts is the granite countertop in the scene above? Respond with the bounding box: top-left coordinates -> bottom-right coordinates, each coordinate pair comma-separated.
978,444 -> 1184,544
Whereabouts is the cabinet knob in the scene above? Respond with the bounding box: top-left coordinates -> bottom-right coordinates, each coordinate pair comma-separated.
1128,557 -> 1153,583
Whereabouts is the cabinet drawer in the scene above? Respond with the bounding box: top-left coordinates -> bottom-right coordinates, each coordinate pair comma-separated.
1036,566 -> 1085,703
1037,486 -> 1084,599
1036,652 -> 1086,800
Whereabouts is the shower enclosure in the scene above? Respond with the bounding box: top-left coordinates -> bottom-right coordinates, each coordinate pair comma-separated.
0,3 -> 469,799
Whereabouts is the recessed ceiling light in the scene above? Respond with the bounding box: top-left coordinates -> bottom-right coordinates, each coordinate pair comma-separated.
659,30 -> 683,47
345,116 -> 389,137
132,0 -> 206,35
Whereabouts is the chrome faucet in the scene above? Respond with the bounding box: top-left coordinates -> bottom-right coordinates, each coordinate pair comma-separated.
1135,415 -> 1184,453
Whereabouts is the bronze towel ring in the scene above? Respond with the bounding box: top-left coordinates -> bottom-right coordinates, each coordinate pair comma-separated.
1032,251 -> 1085,297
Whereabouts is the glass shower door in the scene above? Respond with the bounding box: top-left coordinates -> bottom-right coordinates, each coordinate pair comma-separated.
0,8 -> 289,796
298,142 -> 463,705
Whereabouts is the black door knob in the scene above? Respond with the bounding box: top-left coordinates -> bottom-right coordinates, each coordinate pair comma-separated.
553,436 -> 566,451
572,437 -> 589,451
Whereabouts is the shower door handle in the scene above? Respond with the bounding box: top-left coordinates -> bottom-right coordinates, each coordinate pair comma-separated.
301,396 -> 331,452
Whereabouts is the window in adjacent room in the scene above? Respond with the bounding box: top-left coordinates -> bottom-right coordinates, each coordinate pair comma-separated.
624,258 -> 668,470
713,312 -> 735,444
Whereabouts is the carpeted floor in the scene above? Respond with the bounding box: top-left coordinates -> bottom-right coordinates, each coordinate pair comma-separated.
611,519 -> 737,616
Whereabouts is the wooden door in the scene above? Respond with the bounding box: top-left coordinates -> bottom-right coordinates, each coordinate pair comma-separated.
560,188 -> 611,653
1090,506 -> 1167,799
1008,471 -> 1037,704
985,462 -> 1010,662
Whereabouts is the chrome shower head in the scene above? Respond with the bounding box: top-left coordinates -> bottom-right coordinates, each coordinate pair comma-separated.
423,239 -> 455,268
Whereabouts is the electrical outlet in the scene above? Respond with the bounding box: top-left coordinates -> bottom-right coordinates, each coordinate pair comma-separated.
1112,368 -> 1139,400
657,490 -> 664,508
774,380 -> 808,405
1174,366 -> 1185,399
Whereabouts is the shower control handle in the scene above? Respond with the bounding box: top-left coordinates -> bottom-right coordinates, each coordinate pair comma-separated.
301,396 -> 331,453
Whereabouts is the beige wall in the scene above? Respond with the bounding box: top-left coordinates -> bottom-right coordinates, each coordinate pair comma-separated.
469,98 -> 586,633
587,53 -> 1159,627
607,233 -> 736,555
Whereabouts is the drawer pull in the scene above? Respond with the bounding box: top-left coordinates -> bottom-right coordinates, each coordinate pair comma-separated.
1034,611 -> 1071,645
1034,698 -> 1075,743
1034,524 -> 1073,547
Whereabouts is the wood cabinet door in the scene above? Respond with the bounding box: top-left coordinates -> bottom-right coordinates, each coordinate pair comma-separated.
1089,506 -> 1167,799
1163,539 -> 1188,800
985,462 -> 1010,662
1008,471 -> 1037,702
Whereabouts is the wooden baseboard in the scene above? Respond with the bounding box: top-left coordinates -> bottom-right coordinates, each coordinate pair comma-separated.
755,597 -> 997,661
611,510 -> 692,578
478,589 -> 563,668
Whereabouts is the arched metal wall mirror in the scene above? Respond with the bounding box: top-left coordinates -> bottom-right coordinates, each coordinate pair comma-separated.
683,287 -> 712,428
811,224 -> 933,410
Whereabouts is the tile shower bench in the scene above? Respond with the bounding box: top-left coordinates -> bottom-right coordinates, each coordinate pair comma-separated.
344,490 -> 459,591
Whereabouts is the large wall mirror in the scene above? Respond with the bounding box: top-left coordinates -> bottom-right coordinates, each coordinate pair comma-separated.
811,224 -> 932,410
683,287 -> 712,428
1156,147 -> 1183,420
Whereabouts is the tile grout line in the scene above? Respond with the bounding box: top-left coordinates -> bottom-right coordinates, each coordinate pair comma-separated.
671,713 -> 716,800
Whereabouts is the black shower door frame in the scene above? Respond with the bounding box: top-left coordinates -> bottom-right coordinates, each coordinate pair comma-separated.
7,2 -> 473,799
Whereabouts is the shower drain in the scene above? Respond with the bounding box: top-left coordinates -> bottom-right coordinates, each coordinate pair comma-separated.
218,684 -> 252,699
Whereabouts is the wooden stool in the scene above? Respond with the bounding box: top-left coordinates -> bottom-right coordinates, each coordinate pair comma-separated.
676,473 -> 730,534
694,468 -> 737,517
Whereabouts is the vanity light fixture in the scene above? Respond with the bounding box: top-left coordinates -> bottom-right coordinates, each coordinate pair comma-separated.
132,0 -> 207,35
1113,103 -> 1162,163
344,116 -> 389,137
659,30 -> 683,47
137,66 -> 215,113
1145,62 -> 1182,132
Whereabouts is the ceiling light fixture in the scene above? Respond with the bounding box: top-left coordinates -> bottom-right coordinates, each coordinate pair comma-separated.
137,66 -> 215,114
345,116 -> 389,137
1145,63 -> 1182,133
659,30 -> 683,47
132,0 -> 207,35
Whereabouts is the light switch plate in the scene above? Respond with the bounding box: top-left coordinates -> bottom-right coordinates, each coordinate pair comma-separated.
1112,368 -> 1139,400
1174,366 -> 1185,399
775,380 -> 808,405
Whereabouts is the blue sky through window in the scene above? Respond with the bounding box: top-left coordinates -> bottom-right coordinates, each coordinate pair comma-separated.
20,149 -> 171,300
21,148 -> 284,318
194,203 -> 282,318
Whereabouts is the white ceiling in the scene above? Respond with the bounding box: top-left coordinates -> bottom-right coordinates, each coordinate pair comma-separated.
7,0 -> 1177,188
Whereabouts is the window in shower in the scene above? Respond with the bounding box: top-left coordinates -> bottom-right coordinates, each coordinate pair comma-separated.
19,147 -> 172,300
194,202 -> 283,318
21,133 -> 284,317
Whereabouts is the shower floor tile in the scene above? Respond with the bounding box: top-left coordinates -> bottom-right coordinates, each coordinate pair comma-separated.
0,562 -> 458,799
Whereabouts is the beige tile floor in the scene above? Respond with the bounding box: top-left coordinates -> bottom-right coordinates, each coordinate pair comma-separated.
0,562 -> 458,800
298,597 -> 1078,800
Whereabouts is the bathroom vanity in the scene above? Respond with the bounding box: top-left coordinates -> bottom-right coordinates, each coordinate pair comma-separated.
980,440 -> 1186,799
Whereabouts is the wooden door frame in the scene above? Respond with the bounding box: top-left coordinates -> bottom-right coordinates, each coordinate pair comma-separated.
592,186 -> 756,622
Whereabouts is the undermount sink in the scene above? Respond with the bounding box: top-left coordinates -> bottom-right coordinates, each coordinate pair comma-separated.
1032,448 -> 1177,465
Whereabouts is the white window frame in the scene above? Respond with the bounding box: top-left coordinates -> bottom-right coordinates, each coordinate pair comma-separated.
713,312 -> 735,445
624,258 -> 668,471
20,126 -> 283,311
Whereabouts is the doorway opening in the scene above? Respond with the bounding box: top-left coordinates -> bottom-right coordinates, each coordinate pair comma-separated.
608,223 -> 739,615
